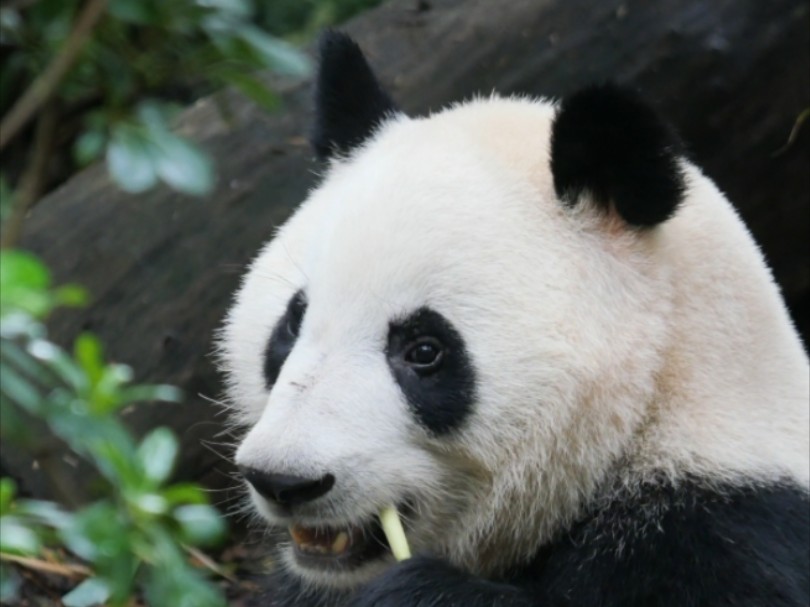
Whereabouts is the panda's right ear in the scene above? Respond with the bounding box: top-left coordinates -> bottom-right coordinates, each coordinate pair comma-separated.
550,84 -> 685,227
311,31 -> 400,161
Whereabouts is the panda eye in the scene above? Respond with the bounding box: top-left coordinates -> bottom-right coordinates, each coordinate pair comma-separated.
404,337 -> 444,372
285,294 -> 306,338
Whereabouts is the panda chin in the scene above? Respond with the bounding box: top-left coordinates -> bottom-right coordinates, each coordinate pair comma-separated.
287,515 -> 391,574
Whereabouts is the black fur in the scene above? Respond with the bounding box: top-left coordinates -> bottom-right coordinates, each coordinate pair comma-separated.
263,290 -> 306,388
524,479 -> 810,606
312,31 -> 399,161
386,307 -> 477,435
350,556 -> 532,607
262,478 -> 809,606
550,84 -> 685,227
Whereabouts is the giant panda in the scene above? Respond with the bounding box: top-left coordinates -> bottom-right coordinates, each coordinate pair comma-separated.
219,32 -> 810,606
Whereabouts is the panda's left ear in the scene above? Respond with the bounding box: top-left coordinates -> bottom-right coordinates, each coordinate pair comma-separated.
550,84 -> 685,227
311,31 -> 400,161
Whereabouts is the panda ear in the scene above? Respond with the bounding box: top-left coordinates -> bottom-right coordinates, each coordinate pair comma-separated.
311,31 -> 400,161
550,84 -> 685,227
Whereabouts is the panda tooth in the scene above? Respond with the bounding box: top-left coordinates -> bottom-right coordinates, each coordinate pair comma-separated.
331,531 -> 349,554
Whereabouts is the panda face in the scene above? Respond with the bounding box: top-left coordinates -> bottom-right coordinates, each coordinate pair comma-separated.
221,95 -> 679,588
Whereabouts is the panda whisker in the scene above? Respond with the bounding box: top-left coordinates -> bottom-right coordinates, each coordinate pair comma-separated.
252,271 -> 300,291
198,439 -> 240,467
278,241 -> 309,285
198,392 -> 235,416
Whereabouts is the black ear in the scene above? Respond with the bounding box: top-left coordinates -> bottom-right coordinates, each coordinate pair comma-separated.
312,31 -> 399,161
550,84 -> 685,227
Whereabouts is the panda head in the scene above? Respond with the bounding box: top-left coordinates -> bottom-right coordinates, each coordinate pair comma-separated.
220,32 -> 690,590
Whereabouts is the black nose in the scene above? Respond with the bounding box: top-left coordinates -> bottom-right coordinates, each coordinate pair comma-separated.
240,467 -> 335,507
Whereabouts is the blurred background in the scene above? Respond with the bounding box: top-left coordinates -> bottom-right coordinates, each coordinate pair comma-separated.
0,0 -> 807,604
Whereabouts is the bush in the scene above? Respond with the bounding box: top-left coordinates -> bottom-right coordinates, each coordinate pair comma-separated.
0,250 -> 228,606
0,0 -> 316,248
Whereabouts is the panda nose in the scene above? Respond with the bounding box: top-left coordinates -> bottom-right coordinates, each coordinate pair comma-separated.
240,467 -> 335,507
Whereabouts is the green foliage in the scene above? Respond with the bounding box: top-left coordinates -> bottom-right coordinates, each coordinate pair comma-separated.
106,101 -> 215,195
0,251 -> 227,606
0,250 -> 86,320
0,0 -> 315,197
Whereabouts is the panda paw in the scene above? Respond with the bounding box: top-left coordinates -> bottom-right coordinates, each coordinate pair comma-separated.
349,556 -> 532,607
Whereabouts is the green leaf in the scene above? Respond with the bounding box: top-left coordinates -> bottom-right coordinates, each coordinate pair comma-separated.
150,131 -> 214,196
219,71 -> 280,112
0,9 -> 22,46
1,338 -> 52,383
89,363 -> 135,414
136,100 -> 173,134
138,427 -> 178,485
0,478 -> 15,515
0,312 -> 43,341
173,504 -> 226,546
0,251 -> 48,290
107,126 -> 158,194
16,499 -> 72,529
199,0 -> 252,19
162,482 -> 206,506
0,251 -> 52,318
28,339 -> 87,393
53,420 -> 139,485
74,333 -> 104,387
0,517 -> 41,555
145,531 -> 227,607
147,562 -> 226,607
73,129 -> 106,167
54,284 -> 88,308
62,577 -> 111,607
238,26 -> 311,77
0,363 -> 42,413
132,491 -> 169,515
60,503 -> 116,561
108,0 -> 156,24
60,503 -> 137,603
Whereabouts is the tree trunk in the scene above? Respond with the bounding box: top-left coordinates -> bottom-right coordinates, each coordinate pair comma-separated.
8,0 -> 808,505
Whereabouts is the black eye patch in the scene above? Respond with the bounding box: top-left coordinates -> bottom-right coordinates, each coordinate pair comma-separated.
263,290 -> 307,389
386,307 -> 476,435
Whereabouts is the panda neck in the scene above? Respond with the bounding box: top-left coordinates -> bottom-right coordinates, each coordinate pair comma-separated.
631,164 -> 809,490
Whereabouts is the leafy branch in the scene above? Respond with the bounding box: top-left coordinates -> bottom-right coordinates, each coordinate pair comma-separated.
0,251 -> 228,606
0,0 -> 107,152
0,0 -> 312,243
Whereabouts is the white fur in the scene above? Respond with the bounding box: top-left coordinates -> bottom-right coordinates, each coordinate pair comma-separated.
218,97 -> 810,588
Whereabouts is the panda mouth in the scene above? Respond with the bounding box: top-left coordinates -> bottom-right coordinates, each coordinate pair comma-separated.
289,516 -> 389,569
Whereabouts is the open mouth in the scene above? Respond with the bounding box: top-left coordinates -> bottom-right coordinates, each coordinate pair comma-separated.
289,516 -> 390,570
